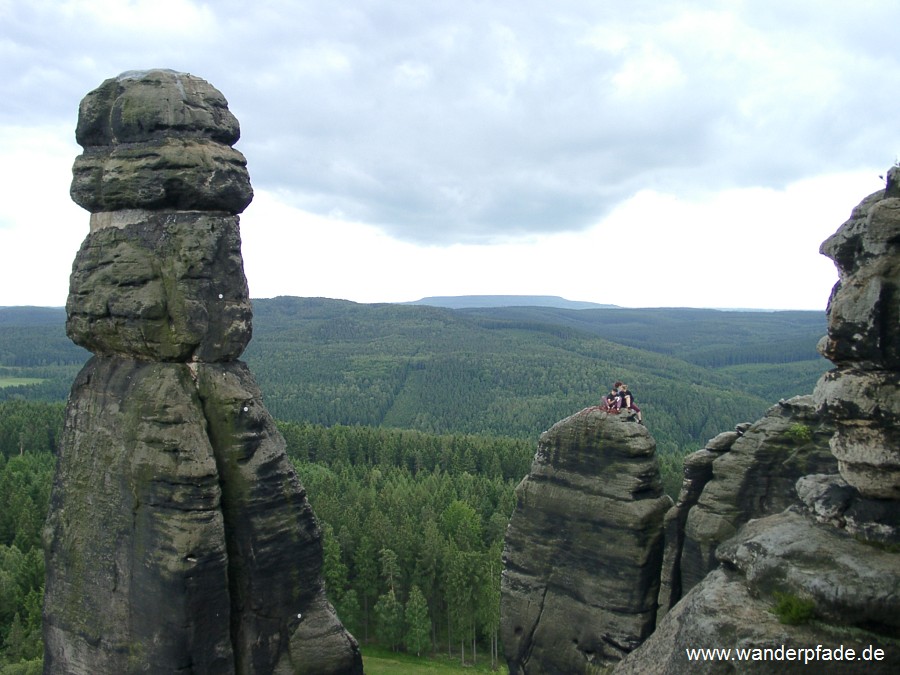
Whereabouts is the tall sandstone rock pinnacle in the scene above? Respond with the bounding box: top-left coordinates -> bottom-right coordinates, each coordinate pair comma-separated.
815,164 -> 900,501
43,69 -> 363,675
500,408 -> 672,673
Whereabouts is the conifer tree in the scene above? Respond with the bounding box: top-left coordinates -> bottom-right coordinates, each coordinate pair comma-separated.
321,522 -> 348,604
374,590 -> 404,652
404,584 -> 431,656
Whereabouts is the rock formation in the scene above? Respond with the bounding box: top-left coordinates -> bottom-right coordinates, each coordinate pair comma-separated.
672,396 -> 836,606
613,169 -> 900,673
43,70 -> 363,674
815,165 -> 900,502
500,408 -> 672,672
654,422 -> 749,623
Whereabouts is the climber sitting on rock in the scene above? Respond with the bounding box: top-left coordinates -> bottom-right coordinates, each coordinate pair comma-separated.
599,385 -> 620,412
617,382 -> 643,424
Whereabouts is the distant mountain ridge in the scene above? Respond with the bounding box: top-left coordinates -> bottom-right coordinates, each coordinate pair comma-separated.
405,295 -> 618,310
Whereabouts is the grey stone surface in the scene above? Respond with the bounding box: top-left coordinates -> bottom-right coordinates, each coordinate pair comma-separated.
44,70 -> 362,674
70,69 -> 252,214
614,567 -> 899,675
43,358 -> 236,674
815,170 -> 900,498
679,396 -> 836,595
717,509 -> 900,634
656,431 -> 740,622
500,408 -> 671,672
66,211 -> 252,362
797,473 -> 900,545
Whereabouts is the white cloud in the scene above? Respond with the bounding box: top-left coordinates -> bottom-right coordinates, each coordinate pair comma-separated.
237,170 -> 880,310
0,125 -> 86,306
611,44 -> 685,99
392,61 -> 432,88
58,0 -> 215,33
1,0 -> 897,308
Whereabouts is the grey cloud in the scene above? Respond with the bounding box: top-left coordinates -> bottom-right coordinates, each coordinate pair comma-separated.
3,0 -> 899,244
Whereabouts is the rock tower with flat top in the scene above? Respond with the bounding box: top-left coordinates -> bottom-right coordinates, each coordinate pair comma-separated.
43,69 -> 363,675
500,408 -> 671,672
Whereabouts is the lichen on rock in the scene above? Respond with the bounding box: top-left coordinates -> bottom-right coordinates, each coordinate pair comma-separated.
70,69 -> 252,214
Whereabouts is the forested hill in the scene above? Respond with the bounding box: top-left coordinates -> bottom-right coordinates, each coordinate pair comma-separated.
242,297 -> 827,452
0,297 -> 827,453
456,305 -> 824,367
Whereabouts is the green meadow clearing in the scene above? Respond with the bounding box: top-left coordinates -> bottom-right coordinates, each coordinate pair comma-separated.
361,647 -> 505,674
0,377 -> 45,388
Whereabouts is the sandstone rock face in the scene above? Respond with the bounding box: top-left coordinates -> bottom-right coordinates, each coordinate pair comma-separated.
500,408 -> 671,672
43,71 -> 362,674
44,358 -> 234,673
70,69 -> 253,215
815,165 -> 900,499
615,565 -> 898,675
66,211 -> 252,362
797,473 -> 899,544
655,428 -> 743,623
618,510 -> 899,675
718,510 -> 899,635
678,396 -> 836,598
613,171 -> 900,674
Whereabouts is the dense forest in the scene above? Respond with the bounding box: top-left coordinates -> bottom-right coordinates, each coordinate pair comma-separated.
0,300 -> 828,455
244,298 -> 828,453
0,402 -> 61,673
0,402 -> 535,669
0,299 -> 829,669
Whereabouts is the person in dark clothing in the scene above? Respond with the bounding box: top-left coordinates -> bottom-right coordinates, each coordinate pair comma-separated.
617,383 -> 642,424
601,387 -> 620,412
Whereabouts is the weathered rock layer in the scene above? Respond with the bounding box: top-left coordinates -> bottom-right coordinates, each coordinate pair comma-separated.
43,70 -> 362,674
70,69 -> 252,215
66,211 -> 252,362
500,408 -> 671,673
814,167 -> 900,499
676,396 -> 836,602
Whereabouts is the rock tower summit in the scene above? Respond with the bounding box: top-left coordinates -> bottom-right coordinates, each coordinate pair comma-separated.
43,70 -> 363,674
500,408 -> 671,673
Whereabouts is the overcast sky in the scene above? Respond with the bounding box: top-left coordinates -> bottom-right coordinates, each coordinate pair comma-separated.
1,0 -> 898,310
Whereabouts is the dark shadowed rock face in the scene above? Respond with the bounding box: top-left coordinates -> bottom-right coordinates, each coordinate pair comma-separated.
44,358 -> 233,673
654,426 -> 745,625
44,70 -> 362,674
500,408 -> 671,673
